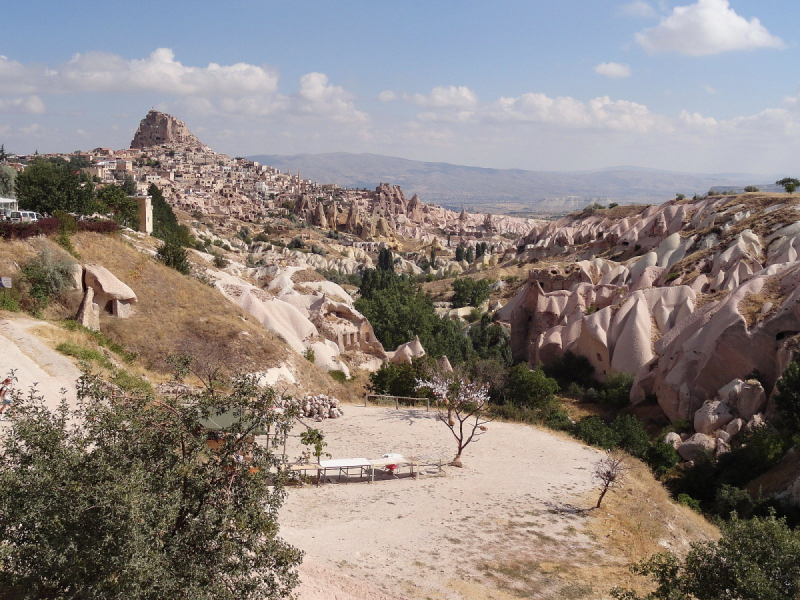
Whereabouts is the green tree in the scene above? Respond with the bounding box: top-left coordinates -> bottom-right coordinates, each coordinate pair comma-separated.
15,158 -> 96,215
775,360 -> 800,434
429,248 -> 436,267
368,360 -> 427,398
451,277 -> 492,308
465,246 -> 474,263
149,183 -> 194,246
121,173 -> 137,195
468,313 -> 512,366
744,185 -> 760,192
0,165 -> 16,197
503,364 -> 560,409
377,247 -> 394,272
0,372 -> 302,599
355,268 -> 472,364
97,185 -> 140,229
776,178 -> 800,194
455,244 -> 465,262
613,513 -> 800,600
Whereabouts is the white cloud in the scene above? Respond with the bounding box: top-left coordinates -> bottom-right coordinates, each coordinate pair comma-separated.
378,90 -> 397,102
487,92 -> 660,133
618,1 -> 658,18
0,48 -> 280,96
635,0 -> 785,56
406,85 -> 478,109
701,85 -> 719,95
594,62 -> 632,78
679,109 -> 718,129
0,95 -> 45,114
292,72 -> 368,123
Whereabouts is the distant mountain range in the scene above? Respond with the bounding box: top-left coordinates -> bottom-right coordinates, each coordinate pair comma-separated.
248,152 -> 777,214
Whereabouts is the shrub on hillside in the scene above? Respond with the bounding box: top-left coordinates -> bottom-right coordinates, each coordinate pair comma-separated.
612,513 -> 800,600
574,416 -> 618,449
450,277 -> 492,308
644,441 -> 680,476
20,248 -> 76,312
544,351 -> 596,389
156,239 -> 191,275
599,372 -> 634,408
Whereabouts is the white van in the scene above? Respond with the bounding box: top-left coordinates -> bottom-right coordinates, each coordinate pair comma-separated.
9,211 -> 38,224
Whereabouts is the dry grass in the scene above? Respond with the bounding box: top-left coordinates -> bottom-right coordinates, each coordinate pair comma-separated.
583,457 -> 719,595
738,275 -> 784,328
25,232 -> 356,401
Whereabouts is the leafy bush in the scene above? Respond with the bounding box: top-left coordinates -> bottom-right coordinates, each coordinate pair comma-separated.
715,484 -> 760,519
610,414 -> 650,458
613,513 -> 800,600
20,248 -> 76,312
212,253 -> 228,269
287,237 -> 305,250
644,441 -> 680,476
328,370 -> 348,384
716,424 -> 789,487
303,347 -> 315,363
503,364 -> 560,408
774,360 -> 800,434
311,244 -> 326,256
574,416 -> 618,449
574,414 -> 661,461
157,239 -> 191,275
675,493 -> 702,513
544,351 -> 596,389
0,291 -> 19,312
0,372 -> 302,598
599,372 -> 634,408
496,364 -> 567,428
468,313 -> 512,366
368,358 -> 433,398
451,277 -> 492,308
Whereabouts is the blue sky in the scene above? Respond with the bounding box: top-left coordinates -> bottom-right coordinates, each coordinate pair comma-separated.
1,1 -> 798,173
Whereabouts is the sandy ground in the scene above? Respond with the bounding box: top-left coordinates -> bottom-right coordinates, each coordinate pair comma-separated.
281,406 -> 609,600
0,317 -> 80,414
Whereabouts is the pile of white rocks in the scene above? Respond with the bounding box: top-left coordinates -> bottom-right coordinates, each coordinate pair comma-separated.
301,394 -> 343,420
665,378 -> 768,463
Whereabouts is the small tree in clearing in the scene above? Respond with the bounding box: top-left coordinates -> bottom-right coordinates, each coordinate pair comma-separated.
416,372 -> 491,467
593,453 -> 627,509
776,177 -> 800,194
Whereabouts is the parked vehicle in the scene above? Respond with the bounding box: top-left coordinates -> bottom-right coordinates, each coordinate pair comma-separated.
9,211 -> 38,224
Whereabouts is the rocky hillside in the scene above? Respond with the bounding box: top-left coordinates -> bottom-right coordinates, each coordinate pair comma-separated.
499,192 -> 800,456
131,110 -> 208,151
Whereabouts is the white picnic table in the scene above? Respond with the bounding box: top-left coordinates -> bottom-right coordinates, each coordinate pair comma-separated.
289,453 -> 446,484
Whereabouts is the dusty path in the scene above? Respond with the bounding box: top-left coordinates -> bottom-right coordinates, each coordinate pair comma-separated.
281,406 -> 606,600
0,317 -> 80,412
